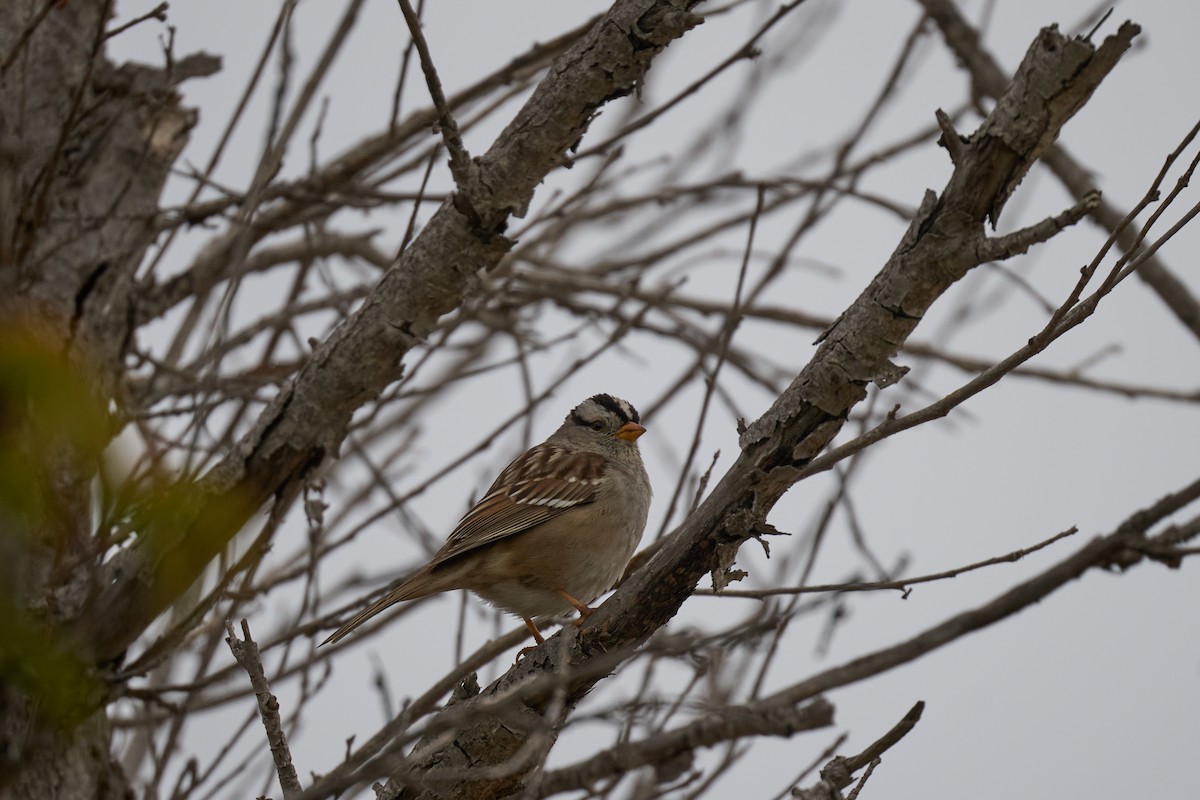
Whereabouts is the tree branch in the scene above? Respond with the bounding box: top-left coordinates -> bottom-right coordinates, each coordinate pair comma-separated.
794,701 -> 924,800
752,477 -> 1200,711
395,0 -> 473,191
535,697 -> 834,797
378,20 -> 1141,799
918,0 -> 1200,342
224,619 -> 302,798
85,0 -> 704,666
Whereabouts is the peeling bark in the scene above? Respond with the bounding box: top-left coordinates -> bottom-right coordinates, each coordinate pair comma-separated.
379,23 -> 1138,800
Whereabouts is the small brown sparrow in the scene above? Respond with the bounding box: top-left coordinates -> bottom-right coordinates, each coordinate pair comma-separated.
322,394 -> 651,646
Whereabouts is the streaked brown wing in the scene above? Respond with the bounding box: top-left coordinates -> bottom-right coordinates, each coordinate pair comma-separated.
429,443 -> 606,566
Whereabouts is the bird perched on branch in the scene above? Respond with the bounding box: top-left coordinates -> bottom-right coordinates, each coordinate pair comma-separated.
322,394 -> 651,647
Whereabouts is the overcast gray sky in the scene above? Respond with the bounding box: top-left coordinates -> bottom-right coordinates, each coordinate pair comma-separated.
108,1 -> 1200,797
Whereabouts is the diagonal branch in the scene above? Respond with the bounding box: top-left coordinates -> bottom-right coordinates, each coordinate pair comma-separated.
395,0 -> 473,189
753,477 -> 1200,710
224,619 -> 302,798
794,701 -> 924,800
535,697 -> 834,797
83,0 -> 705,663
382,20 -> 1140,799
977,190 -> 1100,261
918,0 -> 1200,342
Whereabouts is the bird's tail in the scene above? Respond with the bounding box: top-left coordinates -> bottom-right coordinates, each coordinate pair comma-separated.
320,568 -> 434,646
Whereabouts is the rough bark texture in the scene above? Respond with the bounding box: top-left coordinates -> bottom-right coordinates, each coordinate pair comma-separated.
918,0 -> 1200,340
2,0 -> 702,795
0,0 -> 1143,795
83,0 -> 704,665
0,0 -> 208,795
380,23 -> 1138,800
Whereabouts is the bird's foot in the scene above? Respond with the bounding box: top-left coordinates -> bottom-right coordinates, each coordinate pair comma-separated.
555,589 -> 595,624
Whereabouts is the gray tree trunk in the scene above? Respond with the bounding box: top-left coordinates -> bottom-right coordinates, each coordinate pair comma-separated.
1,0 -> 203,795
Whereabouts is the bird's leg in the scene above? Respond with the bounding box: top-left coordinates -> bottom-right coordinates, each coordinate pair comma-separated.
524,618 -> 546,644
556,589 -> 595,625
515,619 -> 547,662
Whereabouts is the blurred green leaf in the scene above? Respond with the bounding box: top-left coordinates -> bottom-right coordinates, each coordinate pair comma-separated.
0,601 -> 103,728
0,324 -> 110,529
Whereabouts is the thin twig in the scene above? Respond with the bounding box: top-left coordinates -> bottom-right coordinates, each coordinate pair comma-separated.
224,620 -> 303,798
104,2 -> 168,40
696,527 -> 1078,599
395,0 -> 473,189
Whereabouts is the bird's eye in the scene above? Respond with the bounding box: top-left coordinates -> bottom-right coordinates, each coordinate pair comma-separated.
591,420 -> 604,431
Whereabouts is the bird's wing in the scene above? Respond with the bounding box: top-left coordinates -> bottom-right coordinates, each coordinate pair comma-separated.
321,444 -> 606,646
429,442 -> 606,566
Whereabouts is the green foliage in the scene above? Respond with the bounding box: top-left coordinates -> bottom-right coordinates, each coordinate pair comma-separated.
0,323 -> 110,725
0,321 -> 257,726
0,599 -> 101,727
0,324 -> 110,529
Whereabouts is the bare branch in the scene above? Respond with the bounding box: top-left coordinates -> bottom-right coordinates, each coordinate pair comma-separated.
375,21 -> 1144,795
757,477 -> 1200,710
84,0 -> 705,662
794,701 -> 924,800
920,0 -> 1200,341
697,526 -> 1079,599
395,0 -> 473,188
978,190 -> 1100,261
536,698 -> 834,797
224,620 -> 303,798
